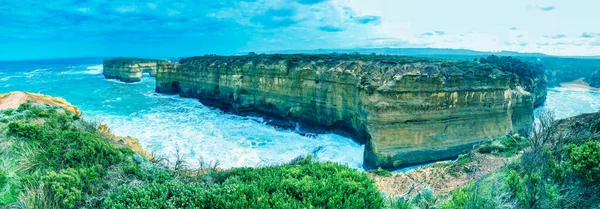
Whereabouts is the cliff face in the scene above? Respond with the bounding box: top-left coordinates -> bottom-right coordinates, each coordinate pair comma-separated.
103,58 -> 168,83
155,54 -> 546,169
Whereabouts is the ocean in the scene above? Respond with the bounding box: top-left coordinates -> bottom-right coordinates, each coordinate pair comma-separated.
1,58 -> 599,169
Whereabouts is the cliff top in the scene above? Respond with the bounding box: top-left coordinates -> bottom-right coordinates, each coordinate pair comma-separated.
178,54 -> 511,78
0,91 -> 82,117
103,57 -> 166,66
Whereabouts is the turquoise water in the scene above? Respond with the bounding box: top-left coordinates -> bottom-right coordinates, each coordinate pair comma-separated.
1,58 -> 599,169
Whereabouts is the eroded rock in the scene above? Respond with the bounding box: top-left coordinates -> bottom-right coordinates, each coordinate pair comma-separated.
103,58 -> 169,83
154,54 -> 546,169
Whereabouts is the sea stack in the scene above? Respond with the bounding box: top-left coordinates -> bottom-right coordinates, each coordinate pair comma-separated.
102,58 -> 169,83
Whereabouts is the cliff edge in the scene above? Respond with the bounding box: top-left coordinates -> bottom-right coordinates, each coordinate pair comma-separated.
154,54 -> 546,169
0,92 -> 82,117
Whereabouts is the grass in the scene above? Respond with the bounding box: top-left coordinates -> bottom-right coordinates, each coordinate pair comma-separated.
477,135 -> 529,157
370,167 -> 393,177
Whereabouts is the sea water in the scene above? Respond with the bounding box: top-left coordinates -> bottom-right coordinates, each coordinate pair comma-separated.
1,58 -> 599,169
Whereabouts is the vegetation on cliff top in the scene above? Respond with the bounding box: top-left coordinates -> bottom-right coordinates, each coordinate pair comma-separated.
179,54 -> 506,77
103,57 -> 165,66
0,103 -> 384,208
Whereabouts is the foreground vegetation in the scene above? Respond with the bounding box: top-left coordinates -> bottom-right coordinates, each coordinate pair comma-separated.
0,103 -> 383,208
383,110 -> 600,209
2,101 -> 599,208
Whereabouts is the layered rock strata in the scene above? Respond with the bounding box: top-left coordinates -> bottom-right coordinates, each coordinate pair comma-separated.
152,54 -> 546,169
103,58 -> 168,83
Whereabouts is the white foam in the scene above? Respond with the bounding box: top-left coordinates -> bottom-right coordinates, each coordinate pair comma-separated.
537,87 -> 600,119
87,95 -> 365,170
84,64 -> 103,75
60,64 -> 103,75
0,76 -> 22,81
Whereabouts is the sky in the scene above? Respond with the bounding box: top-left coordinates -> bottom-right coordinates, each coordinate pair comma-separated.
1,0 -> 599,61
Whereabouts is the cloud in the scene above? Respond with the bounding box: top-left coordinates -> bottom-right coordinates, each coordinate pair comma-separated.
319,26 -> 343,32
297,0 -> 327,5
419,32 -> 433,37
544,34 -> 567,39
504,40 -> 528,47
581,32 -> 595,38
537,5 -> 556,11
418,31 -> 445,37
354,15 -> 381,25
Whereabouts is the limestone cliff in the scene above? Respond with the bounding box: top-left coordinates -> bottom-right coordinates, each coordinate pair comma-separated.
0,92 -> 82,117
155,54 -> 546,169
98,123 -> 152,160
103,58 -> 169,83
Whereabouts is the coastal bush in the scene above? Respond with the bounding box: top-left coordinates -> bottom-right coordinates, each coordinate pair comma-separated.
565,141 -> 600,182
477,135 -> 528,157
16,103 -> 32,112
103,156 -> 385,209
591,119 -> 600,133
3,103 -> 386,208
499,113 -> 600,208
21,167 -> 103,209
411,188 -> 438,209
1,104 -> 146,208
39,131 -> 125,170
478,55 -> 545,92
0,171 -> 6,188
386,196 -> 412,209
7,121 -> 44,141
2,109 -> 13,116
370,167 -> 393,177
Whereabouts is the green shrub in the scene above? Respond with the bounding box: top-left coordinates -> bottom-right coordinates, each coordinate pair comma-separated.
478,136 -> 528,157
29,106 -> 51,118
7,121 -> 44,141
2,109 -> 13,116
454,153 -> 473,166
370,167 -> 392,177
0,171 -> 7,188
387,196 -> 412,209
30,167 -> 102,209
17,103 -> 32,112
40,131 -> 124,170
411,188 -> 438,209
103,157 -> 384,209
102,181 -> 208,209
566,141 -> 600,182
590,119 -> 600,134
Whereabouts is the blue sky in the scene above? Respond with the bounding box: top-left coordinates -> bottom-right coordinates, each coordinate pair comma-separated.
1,0 -> 599,60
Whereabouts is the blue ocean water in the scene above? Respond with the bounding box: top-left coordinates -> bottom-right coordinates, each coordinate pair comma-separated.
1,58 -> 599,169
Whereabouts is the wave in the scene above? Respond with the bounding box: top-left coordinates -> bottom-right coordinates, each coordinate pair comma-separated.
60,64 -> 103,75
86,95 -> 365,170
0,75 -> 23,81
83,64 -> 103,75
